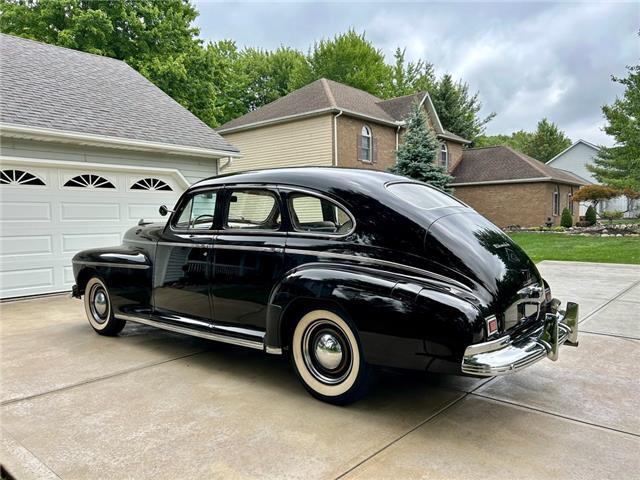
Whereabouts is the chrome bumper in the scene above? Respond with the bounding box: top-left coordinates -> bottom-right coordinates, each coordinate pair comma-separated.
461,301 -> 579,376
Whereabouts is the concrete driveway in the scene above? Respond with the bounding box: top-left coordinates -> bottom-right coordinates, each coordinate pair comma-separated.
1,261 -> 639,480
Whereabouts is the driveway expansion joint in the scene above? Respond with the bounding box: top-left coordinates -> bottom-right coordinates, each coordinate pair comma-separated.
578,279 -> 640,325
470,391 -> 640,438
0,350 -> 208,407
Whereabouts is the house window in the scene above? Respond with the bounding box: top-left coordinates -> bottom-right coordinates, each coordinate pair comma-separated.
64,174 -> 115,189
440,143 -> 449,170
131,178 -> 172,191
0,169 -> 45,186
359,125 -> 372,162
552,185 -> 560,216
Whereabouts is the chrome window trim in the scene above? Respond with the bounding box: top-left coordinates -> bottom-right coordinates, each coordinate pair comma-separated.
72,260 -> 150,270
279,186 -> 357,239
222,186 -> 283,233
169,187 -> 223,234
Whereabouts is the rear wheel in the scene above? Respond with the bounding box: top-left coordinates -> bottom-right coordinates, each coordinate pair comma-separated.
291,309 -> 374,405
84,277 -> 125,336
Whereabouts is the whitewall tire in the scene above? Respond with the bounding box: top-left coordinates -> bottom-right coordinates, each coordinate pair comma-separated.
291,309 -> 373,404
84,277 -> 125,336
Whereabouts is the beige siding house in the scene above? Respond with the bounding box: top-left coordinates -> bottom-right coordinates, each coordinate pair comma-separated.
217,78 -> 470,175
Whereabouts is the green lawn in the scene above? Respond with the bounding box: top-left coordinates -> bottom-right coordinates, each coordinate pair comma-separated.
509,232 -> 640,264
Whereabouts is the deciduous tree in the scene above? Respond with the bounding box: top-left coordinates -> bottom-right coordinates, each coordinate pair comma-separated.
589,64 -> 640,191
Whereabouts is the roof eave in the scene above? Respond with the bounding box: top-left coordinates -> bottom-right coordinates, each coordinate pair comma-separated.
218,108 -> 401,134
437,133 -> 472,144
0,123 -> 241,159
451,177 -> 586,187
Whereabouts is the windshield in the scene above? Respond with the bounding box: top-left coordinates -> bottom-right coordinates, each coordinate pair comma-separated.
386,182 -> 463,210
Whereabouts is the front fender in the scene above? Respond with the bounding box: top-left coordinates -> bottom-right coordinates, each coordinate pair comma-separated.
266,263 -> 483,372
72,246 -> 153,315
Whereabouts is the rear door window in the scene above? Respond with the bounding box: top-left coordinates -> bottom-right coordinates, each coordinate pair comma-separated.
225,189 -> 281,230
288,193 -> 354,234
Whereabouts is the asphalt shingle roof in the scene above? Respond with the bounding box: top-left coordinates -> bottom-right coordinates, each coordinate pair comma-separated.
0,34 -> 238,154
217,78 -> 470,143
452,146 -> 589,185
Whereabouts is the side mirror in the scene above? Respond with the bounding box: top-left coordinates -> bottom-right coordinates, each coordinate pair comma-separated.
159,205 -> 173,216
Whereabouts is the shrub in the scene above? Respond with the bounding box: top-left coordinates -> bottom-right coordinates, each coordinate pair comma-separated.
585,206 -> 597,226
560,208 -> 573,228
575,220 -> 591,227
601,210 -> 624,224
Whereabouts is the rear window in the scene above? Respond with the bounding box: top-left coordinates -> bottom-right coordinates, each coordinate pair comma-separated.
386,183 -> 463,210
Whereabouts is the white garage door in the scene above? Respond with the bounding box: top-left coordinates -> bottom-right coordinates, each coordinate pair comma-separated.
0,157 -> 188,299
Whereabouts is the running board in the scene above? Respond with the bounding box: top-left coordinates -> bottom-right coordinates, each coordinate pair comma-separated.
115,313 -> 265,351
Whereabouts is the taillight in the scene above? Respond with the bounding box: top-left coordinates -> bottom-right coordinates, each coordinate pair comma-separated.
486,315 -> 499,337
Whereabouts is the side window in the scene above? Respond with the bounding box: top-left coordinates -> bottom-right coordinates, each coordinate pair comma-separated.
225,190 -> 281,230
174,191 -> 218,230
288,193 -> 354,234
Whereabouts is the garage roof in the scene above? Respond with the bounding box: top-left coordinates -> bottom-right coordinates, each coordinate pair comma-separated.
451,146 -> 590,186
0,34 -> 239,157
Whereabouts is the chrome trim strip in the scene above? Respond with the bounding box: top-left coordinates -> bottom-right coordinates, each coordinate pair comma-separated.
265,346 -> 283,355
115,313 -> 265,350
284,248 -> 470,291
157,241 -> 214,249
214,244 -> 284,253
72,260 -> 150,270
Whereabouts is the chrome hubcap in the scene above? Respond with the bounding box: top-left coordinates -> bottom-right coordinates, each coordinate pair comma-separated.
302,319 -> 352,385
94,291 -> 107,317
314,333 -> 343,370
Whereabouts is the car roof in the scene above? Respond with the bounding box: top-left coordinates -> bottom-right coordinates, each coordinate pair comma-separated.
192,167 -> 407,194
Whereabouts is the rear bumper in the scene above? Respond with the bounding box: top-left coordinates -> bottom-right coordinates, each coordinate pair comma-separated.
461,300 -> 579,376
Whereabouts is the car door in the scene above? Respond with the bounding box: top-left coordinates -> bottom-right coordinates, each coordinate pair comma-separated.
153,188 -> 220,326
212,187 -> 285,331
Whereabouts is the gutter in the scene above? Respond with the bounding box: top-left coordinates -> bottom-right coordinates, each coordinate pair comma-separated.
1,122 -> 241,159
333,110 -> 343,166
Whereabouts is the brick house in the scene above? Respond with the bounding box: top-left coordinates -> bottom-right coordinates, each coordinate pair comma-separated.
217,78 -> 470,173
451,146 -> 588,227
217,78 -> 586,227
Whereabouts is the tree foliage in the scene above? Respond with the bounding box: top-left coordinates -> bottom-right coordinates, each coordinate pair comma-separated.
389,102 -> 453,191
572,184 -> 620,205
588,64 -> 640,191
382,48 -> 435,98
474,118 -> 571,162
290,29 -> 390,96
429,74 -> 495,140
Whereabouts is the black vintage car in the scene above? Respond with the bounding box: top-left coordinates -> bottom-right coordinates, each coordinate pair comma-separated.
72,168 -> 579,404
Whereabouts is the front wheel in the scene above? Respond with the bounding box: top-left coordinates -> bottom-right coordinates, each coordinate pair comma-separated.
291,309 -> 374,405
84,277 -> 125,336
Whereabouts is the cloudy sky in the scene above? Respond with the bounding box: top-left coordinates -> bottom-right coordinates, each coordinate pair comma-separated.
194,1 -> 639,145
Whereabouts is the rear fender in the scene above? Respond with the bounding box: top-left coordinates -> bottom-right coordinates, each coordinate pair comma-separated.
266,263 -> 482,371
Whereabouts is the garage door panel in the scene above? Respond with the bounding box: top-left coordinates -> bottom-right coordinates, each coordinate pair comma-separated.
61,232 -> 123,253
127,203 -> 172,222
0,235 -> 52,257
0,202 -> 51,222
0,267 -> 54,293
60,202 -> 120,221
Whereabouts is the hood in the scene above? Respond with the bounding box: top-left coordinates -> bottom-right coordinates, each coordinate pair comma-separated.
425,211 -> 543,334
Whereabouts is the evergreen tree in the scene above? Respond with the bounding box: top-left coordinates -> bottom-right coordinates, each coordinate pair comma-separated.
560,208 -> 573,228
389,103 -> 453,192
585,205 -> 597,226
589,64 -> 640,191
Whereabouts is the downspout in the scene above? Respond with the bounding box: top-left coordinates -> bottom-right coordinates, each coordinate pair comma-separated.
219,156 -> 233,173
333,110 -> 343,166
395,123 -> 402,161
